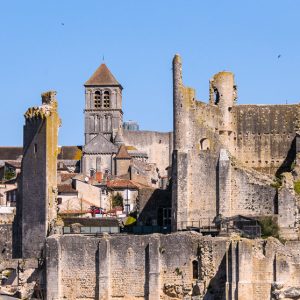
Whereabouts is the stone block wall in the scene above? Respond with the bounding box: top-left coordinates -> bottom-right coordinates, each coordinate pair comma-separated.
234,104 -> 299,175
123,130 -> 173,178
0,224 -> 12,259
46,233 -> 300,300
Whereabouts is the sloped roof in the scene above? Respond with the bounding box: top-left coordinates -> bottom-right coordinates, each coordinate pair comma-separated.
5,160 -> 21,168
116,145 -> 131,159
107,179 -> 150,189
58,184 -> 78,194
84,133 -> 117,154
0,147 -> 22,160
85,63 -> 121,87
58,146 -> 82,160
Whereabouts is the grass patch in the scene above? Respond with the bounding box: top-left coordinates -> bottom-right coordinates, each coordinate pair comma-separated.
294,181 -> 300,195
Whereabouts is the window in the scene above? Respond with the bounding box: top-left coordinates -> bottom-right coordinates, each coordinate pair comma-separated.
200,138 -> 210,150
90,169 -> 96,178
103,91 -> 110,108
94,91 -> 101,108
192,260 -> 199,279
34,143 -> 37,154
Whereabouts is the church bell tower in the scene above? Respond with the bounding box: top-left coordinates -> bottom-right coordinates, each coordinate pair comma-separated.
84,63 -> 123,144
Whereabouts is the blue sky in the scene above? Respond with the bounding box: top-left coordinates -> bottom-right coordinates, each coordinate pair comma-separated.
1,1 -> 300,146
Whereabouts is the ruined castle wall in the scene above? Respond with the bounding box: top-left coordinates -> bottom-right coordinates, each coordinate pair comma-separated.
230,166 -> 277,217
0,224 -> 12,259
123,130 -> 173,177
46,233 -> 300,300
46,233 -> 229,300
187,151 -> 219,223
234,104 -> 299,175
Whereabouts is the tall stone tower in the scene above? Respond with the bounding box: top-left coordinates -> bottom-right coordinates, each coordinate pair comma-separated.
20,91 -> 60,258
84,63 -> 123,144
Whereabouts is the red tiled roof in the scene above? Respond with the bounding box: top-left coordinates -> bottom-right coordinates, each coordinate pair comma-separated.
60,173 -> 77,182
115,145 -> 131,159
5,160 -> 21,168
58,184 -> 78,194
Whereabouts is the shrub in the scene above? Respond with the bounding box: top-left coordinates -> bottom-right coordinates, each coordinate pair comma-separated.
259,216 -> 279,239
271,176 -> 282,189
294,181 -> 300,195
112,193 -> 123,208
4,169 -> 16,181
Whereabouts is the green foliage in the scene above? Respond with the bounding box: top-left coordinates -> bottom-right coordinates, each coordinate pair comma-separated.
112,192 -> 123,208
4,169 -> 16,181
294,181 -> 300,195
174,267 -> 182,276
271,176 -> 283,189
259,216 -> 279,239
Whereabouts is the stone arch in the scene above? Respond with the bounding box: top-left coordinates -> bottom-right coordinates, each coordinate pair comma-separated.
200,138 -> 210,150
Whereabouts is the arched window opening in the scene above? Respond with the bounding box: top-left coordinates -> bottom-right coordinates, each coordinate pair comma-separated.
94,91 -> 101,108
192,260 -> 199,279
200,138 -> 210,150
103,91 -> 110,108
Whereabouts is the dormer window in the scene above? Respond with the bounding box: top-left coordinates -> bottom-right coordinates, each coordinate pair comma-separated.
94,91 -> 101,108
103,91 -> 110,108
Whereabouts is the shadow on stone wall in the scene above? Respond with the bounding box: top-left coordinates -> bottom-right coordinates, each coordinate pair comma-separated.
276,137 -> 296,176
95,244 -> 100,299
144,244 -> 150,299
138,188 -> 171,226
203,251 -> 227,299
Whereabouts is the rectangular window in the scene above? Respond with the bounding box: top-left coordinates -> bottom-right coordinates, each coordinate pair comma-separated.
34,143 -> 37,154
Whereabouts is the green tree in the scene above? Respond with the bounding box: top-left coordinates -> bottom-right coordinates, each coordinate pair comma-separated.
112,193 -> 123,208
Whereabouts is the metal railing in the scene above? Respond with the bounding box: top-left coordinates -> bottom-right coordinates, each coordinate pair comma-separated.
63,226 -> 120,234
177,218 -> 217,232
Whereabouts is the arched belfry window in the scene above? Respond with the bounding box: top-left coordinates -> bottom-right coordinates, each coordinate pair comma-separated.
94,91 -> 101,108
103,91 -> 110,108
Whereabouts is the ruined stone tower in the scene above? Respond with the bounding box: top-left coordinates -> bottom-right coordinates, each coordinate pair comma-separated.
20,91 -> 60,258
172,54 -> 300,239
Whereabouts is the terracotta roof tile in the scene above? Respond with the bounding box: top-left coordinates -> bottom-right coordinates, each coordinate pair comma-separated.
0,147 -> 22,160
60,173 -> 77,182
58,184 -> 78,194
115,145 -> 131,159
85,64 -> 121,87
5,160 -> 21,168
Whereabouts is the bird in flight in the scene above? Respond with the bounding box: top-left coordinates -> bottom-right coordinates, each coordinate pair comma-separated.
61,23 -> 64,26
277,54 -> 281,59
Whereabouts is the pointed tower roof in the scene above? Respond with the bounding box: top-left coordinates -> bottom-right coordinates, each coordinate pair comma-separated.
114,129 -> 125,146
115,145 -> 131,159
85,63 -> 122,87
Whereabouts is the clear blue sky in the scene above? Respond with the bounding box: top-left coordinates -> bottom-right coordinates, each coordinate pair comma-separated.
1,1 -> 300,146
